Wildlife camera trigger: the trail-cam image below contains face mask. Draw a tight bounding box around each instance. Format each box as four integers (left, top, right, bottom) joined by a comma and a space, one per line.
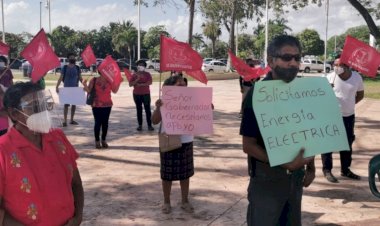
273, 66, 299, 83
18, 110, 52, 133
69, 59, 76, 64
0, 62, 5, 69
137, 66, 145, 72
334, 66, 344, 75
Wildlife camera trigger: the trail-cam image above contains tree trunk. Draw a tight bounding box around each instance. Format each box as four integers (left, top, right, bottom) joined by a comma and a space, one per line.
188, 0, 195, 45
347, 0, 380, 42
227, 0, 237, 72
212, 39, 216, 58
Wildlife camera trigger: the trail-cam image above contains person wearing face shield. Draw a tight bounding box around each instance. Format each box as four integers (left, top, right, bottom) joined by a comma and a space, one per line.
129, 59, 154, 131
0, 56, 13, 136
321, 57, 364, 183
240, 35, 315, 226
0, 82, 84, 225
55, 53, 83, 127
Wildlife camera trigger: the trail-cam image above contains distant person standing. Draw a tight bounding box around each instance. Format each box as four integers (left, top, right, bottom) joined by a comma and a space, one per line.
129, 60, 154, 131
0, 56, 14, 135
321, 57, 364, 183
239, 59, 260, 117
56, 53, 83, 127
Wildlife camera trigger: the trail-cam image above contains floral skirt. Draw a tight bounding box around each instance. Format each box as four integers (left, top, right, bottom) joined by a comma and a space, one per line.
160, 142, 194, 181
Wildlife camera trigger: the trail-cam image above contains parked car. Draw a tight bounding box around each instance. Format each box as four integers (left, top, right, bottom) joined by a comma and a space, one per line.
146, 58, 160, 71
216, 58, 227, 65
299, 59, 331, 73
203, 58, 214, 64
201, 60, 227, 73
9, 59, 23, 70
117, 60, 137, 72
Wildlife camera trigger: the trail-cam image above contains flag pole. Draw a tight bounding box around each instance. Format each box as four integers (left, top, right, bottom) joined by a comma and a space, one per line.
159, 72, 162, 99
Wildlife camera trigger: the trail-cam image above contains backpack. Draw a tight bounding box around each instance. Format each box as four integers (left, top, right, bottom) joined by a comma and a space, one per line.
62, 65, 81, 82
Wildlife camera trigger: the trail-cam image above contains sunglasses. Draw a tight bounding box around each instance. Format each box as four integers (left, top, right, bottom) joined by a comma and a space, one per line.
274, 54, 301, 62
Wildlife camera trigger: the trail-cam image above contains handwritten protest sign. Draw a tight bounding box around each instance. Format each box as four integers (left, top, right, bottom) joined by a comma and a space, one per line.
252, 77, 349, 166
161, 86, 213, 135
58, 87, 86, 105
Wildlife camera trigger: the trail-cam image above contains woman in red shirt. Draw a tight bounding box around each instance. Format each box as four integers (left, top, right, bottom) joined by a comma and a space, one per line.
83, 73, 120, 149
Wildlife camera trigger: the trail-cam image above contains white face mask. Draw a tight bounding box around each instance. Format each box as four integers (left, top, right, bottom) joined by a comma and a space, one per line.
0, 62, 5, 69
334, 66, 344, 75
137, 66, 145, 72
18, 110, 52, 133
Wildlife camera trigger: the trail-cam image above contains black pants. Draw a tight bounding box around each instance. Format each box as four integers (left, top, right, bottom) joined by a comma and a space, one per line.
247, 161, 305, 226
321, 115, 355, 173
92, 107, 112, 141
133, 94, 152, 127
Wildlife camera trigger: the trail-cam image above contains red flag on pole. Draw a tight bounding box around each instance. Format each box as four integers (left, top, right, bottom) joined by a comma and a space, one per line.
0, 41, 10, 56
340, 35, 380, 77
20, 29, 60, 83
185, 70, 208, 85
81, 44, 97, 67
123, 68, 133, 82
160, 35, 203, 71
228, 50, 271, 81
98, 55, 122, 86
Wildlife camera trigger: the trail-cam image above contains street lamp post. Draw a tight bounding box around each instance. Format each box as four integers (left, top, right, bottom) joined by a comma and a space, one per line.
323, 0, 329, 75
137, 0, 141, 60
264, 0, 269, 66
40, 1, 42, 30
1, 0, 5, 43
46, 0, 51, 33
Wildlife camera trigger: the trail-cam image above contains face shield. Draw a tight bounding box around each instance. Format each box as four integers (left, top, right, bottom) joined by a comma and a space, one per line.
17, 90, 61, 133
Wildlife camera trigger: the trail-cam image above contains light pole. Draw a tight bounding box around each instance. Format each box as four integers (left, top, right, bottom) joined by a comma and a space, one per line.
39, 1, 42, 29
235, 20, 238, 55
264, 0, 269, 66
323, 0, 329, 75
1, 0, 5, 43
45, 0, 51, 33
137, 0, 141, 60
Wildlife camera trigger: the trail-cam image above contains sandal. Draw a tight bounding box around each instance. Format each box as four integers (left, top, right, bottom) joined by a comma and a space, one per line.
181, 202, 194, 213
341, 169, 361, 180
161, 203, 171, 214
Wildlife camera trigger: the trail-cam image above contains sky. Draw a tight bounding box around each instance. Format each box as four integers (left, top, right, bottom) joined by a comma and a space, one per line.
2, 0, 380, 43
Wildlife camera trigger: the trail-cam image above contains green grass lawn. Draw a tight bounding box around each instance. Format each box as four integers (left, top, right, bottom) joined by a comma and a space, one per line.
11, 70, 380, 99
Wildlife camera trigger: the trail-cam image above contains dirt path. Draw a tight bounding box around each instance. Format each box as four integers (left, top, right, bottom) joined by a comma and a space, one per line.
49, 79, 380, 226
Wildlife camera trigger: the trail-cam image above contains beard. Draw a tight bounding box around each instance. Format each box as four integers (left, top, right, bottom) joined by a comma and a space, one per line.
273, 66, 299, 83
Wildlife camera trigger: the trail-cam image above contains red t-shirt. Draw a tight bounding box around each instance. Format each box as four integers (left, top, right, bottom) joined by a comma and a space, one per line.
90, 77, 113, 107
0, 127, 79, 226
130, 71, 152, 95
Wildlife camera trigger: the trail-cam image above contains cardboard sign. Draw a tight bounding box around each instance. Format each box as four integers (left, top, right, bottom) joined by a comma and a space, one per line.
58, 87, 86, 105
252, 77, 349, 166
161, 86, 213, 135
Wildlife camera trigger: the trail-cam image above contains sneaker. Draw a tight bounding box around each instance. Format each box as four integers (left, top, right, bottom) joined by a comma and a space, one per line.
62, 122, 67, 127
136, 126, 142, 131
101, 141, 109, 149
324, 171, 338, 183
341, 169, 361, 180
148, 126, 154, 131
95, 141, 101, 149
70, 121, 79, 125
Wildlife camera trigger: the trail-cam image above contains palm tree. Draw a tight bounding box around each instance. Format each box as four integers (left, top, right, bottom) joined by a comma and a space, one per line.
192, 33, 205, 52
112, 28, 137, 69
202, 21, 222, 58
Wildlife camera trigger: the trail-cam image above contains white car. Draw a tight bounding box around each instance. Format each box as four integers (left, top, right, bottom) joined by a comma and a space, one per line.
201, 60, 227, 73
146, 59, 160, 71
300, 59, 331, 73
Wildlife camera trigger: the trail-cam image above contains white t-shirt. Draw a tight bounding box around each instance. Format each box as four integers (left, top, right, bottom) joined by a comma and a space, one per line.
326, 71, 364, 117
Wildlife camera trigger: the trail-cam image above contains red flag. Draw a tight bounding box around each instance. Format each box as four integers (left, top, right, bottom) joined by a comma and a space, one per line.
20, 29, 60, 83
123, 68, 133, 82
160, 35, 203, 71
242, 66, 271, 82
340, 35, 380, 77
81, 44, 97, 67
98, 55, 122, 86
185, 70, 208, 85
0, 41, 10, 56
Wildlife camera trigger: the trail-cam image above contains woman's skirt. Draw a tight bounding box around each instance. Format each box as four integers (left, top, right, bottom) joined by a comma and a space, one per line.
160, 142, 194, 181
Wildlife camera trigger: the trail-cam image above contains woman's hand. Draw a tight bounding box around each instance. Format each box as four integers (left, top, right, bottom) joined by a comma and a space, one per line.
155, 99, 163, 108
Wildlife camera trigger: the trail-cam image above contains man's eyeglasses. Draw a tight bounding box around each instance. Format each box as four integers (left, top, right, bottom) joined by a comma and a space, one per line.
274, 54, 301, 62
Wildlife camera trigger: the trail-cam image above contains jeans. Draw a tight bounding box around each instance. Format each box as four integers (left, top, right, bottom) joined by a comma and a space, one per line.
92, 107, 112, 141
133, 94, 152, 127
321, 114, 355, 172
